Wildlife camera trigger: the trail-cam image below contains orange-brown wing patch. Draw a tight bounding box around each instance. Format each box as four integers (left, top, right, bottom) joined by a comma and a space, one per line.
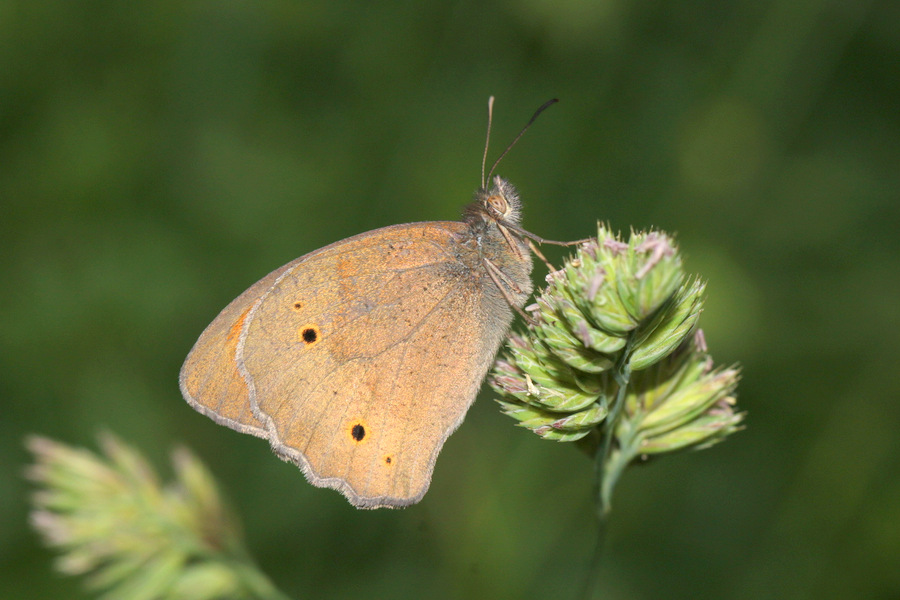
180, 258, 304, 438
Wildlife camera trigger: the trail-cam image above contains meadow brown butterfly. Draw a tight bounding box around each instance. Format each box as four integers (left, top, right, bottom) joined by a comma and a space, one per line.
180, 98, 566, 508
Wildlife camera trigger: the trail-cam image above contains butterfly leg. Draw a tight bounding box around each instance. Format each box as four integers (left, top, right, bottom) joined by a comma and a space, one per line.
527, 239, 556, 271
482, 258, 538, 326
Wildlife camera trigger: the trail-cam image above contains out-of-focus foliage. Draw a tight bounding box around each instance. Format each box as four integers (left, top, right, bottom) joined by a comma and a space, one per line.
26, 434, 289, 600
2, 1, 898, 599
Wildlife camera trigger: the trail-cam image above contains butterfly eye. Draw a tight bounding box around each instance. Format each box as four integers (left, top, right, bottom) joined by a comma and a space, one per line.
486, 194, 508, 217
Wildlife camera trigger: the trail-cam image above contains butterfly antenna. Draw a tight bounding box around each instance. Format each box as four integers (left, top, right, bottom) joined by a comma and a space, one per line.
486, 98, 559, 184
481, 96, 495, 190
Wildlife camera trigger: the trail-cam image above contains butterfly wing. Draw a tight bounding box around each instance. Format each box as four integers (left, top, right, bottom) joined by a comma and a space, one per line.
238, 222, 516, 508
179, 258, 307, 439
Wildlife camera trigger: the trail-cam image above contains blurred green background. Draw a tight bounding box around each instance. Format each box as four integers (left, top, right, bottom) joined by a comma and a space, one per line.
3, 1, 898, 598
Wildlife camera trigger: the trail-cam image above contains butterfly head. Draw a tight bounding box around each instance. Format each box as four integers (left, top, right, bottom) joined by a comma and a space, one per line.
467, 175, 522, 228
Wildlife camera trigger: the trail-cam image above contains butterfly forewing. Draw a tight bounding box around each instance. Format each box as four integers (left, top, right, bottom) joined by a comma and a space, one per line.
237, 222, 516, 508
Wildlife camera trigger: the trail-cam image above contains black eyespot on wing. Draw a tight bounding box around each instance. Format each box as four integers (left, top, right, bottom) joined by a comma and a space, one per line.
298, 324, 321, 346
351, 424, 365, 441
